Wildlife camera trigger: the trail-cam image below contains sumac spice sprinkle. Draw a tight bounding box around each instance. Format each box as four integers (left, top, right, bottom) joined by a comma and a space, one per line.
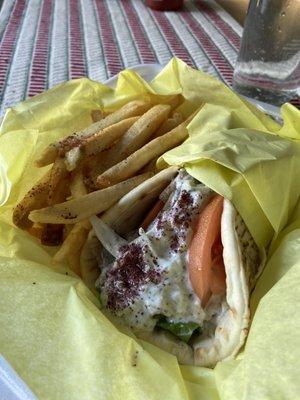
105, 243, 161, 312
155, 188, 195, 253
58, 135, 82, 155
178, 190, 193, 209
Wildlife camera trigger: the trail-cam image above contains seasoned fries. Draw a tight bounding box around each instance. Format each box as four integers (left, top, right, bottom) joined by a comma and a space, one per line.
96, 124, 188, 189
64, 147, 82, 172
29, 173, 153, 224
35, 100, 151, 167
158, 94, 183, 110
54, 170, 89, 267
13, 170, 51, 230
154, 111, 183, 138
91, 109, 104, 123
70, 170, 88, 198
141, 157, 160, 173
82, 116, 139, 157
13, 95, 196, 283
40, 224, 64, 246
80, 230, 102, 293
53, 221, 90, 265
47, 158, 69, 205
95, 104, 171, 171
64, 117, 139, 171
42, 158, 70, 245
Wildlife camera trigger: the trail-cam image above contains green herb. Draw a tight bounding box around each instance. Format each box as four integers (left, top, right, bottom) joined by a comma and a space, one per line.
156, 316, 202, 343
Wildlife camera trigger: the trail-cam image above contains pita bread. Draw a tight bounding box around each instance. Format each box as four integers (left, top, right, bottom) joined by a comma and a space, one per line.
134, 200, 263, 366
94, 172, 263, 366
101, 166, 178, 235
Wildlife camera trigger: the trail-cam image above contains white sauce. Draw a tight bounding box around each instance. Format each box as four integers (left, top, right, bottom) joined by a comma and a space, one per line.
97, 171, 214, 333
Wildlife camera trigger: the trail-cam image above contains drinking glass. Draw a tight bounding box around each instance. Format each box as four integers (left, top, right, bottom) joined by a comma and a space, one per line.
233, 0, 300, 106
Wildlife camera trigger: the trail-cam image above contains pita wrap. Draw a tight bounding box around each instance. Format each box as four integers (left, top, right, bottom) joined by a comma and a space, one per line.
101, 166, 179, 235
88, 170, 263, 367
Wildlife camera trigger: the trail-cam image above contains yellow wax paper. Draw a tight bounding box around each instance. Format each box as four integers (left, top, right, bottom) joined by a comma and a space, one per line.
1, 58, 300, 399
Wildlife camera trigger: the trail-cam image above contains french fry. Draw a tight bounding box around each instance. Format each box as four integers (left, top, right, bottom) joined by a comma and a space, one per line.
35, 100, 152, 167
64, 117, 139, 171
163, 94, 183, 110
173, 111, 184, 121
70, 170, 88, 198
41, 158, 70, 246
36, 138, 79, 169
64, 147, 81, 172
91, 109, 104, 123
102, 166, 178, 234
29, 172, 153, 224
96, 109, 199, 189
12, 170, 51, 230
80, 230, 102, 294
80, 104, 171, 188
81, 100, 150, 138
53, 221, 90, 265
67, 251, 82, 277
40, 224, 64, 246
151, 94, 183, 110
64, 227, 90, 277
62, 171, 96, 276
96, 123, 188, 189
28, 223, 45, 239
80, 150, 112, 190
140, 157, 159, 173
53, 170, 89, 268
67, 254, 80, 276
95, 104, 171, 171
153, 111, 183, 138
63, 224, 74, 240
35, 145, 58, 168
82, 116, 139, 157
47, 158, 69, 205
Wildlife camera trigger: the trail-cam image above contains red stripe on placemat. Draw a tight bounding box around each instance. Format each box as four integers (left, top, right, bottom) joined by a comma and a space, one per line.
0, 0, 26, 98
119, 0, 157, 64
69, 0, 87, 79
195, 1, 241, 50
27, 0, 53, 97
149, 9, 195, 67
290, 98, 300, 108
179, 9, 233, 85
94, 0, 123, 77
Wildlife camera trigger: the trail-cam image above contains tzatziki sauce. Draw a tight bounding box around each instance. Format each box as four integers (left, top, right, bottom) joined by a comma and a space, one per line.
97, 171, 213, 332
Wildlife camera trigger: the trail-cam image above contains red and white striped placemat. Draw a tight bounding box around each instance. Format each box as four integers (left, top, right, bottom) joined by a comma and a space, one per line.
0, 0, 298, 116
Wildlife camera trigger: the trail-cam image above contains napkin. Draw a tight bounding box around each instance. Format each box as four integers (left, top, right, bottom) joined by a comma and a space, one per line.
0, 58, 299, 400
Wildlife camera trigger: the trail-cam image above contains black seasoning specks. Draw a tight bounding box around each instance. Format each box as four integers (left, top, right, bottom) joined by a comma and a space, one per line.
131, 350, 139, 367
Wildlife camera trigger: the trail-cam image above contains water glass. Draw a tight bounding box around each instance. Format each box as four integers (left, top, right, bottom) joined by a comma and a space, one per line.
233, 0, 300, 106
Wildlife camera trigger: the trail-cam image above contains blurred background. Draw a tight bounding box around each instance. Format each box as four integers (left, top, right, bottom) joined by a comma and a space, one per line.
0, 0, 299, 114
217, 0, 249, 24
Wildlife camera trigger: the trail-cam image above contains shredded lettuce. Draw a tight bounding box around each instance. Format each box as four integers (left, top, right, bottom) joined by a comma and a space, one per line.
156, 317, 202, 343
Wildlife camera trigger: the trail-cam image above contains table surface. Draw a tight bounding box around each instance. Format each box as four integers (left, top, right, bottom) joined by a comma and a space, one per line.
0, 0, 298, 116
0, 0, 244, 116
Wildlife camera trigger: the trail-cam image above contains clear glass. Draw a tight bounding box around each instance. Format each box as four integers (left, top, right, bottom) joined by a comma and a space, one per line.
233, 0, 300, 106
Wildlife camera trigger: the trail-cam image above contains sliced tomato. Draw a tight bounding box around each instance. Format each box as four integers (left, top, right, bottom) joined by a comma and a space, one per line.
141, 199, 165, 230
188, 195, 225, 306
